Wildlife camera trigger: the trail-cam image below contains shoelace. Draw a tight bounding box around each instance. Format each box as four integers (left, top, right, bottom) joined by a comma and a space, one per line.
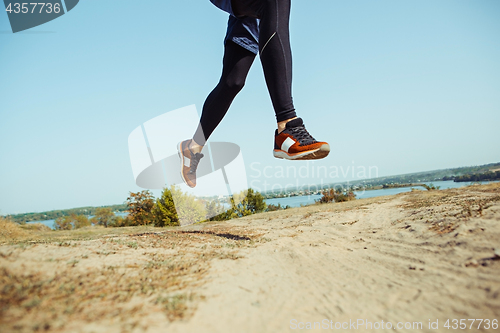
289, 125, 317, 145
189, 153, 204, 174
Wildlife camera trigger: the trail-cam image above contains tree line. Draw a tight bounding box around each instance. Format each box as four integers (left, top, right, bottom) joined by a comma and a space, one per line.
6, 204, 127, 224
54, 186, 275, 230
38, 184, 363, 231
53, 183, 354, 230
447, 171, 500, 183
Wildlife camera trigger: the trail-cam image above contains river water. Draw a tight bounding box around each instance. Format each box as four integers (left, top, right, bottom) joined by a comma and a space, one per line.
265, 180, 489, 208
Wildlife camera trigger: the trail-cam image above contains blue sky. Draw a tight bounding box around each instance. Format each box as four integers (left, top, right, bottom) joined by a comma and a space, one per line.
1, 0, 499, 215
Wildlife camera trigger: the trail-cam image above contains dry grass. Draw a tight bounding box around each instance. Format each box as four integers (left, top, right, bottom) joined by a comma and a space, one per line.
18, 223, 52, 232
399, 182, 500, 234
0, 217, 31, 243
0, 223, 172, 246
0, 224, 265, 332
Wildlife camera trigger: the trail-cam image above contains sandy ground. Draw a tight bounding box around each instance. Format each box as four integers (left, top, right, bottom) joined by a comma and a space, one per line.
1, 183, 499, 332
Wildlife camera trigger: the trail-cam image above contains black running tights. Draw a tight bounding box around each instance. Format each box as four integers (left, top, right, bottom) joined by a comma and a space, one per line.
193, 0, 296, 145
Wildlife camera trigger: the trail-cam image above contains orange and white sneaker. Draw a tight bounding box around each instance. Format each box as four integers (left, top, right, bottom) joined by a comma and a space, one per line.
178, 139, 204, 188
274, 118, 330, 160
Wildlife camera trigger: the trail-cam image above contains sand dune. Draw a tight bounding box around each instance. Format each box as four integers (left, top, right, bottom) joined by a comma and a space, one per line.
1, 183, 499, 332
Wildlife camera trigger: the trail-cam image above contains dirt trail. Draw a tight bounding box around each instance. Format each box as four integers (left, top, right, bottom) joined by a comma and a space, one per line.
1, 184, 499, 332
169, 185, 500, 333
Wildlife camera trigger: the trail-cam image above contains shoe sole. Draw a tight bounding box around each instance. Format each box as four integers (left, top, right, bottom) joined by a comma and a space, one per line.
178, 141, 195, 188
273, 143, 330, 160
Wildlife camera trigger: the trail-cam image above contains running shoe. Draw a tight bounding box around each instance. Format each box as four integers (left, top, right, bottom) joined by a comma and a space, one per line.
178, 139, 204, 188
274, 118, 330, 160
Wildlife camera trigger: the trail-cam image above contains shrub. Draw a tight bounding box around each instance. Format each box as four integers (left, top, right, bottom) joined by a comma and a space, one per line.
266, 203, 290, 212
19, 223, 52, 232
54, 214, 90, 230
422, 183, 440, 191
318, 188, 356, 204
108, 215, 134, 227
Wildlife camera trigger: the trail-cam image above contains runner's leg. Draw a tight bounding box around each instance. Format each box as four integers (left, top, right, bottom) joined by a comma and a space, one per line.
192, 41, 256, 149
234, 0, 330, 161
258, 0, 296, 123
233, 0, 296, 124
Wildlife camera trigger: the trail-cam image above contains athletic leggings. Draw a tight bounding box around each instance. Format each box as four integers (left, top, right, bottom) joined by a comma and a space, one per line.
193, 0, 296, 145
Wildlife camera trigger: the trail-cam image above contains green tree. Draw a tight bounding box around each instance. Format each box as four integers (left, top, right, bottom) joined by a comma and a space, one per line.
242, 188, 267, 214
91, 208, 115, 228
126, 190, 155, 226
153, 186, 179, 227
